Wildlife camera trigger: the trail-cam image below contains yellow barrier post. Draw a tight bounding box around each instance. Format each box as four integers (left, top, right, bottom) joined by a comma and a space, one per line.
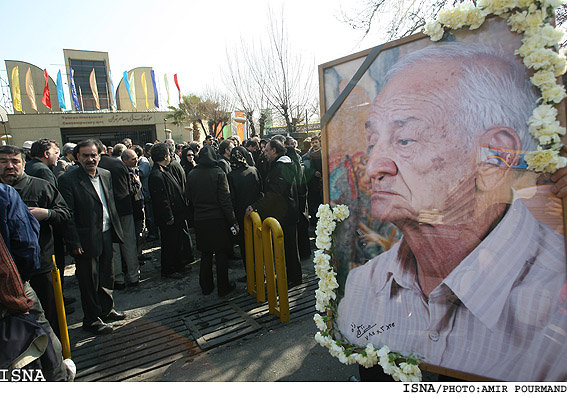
244, 211, 265, 302
51, 255, 71, 359
261, 217, 290, 323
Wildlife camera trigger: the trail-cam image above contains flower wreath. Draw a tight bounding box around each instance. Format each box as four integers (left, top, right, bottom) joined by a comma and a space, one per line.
313, 204, 422, 381
424, 0, 567, 173
314, 0, 567, 382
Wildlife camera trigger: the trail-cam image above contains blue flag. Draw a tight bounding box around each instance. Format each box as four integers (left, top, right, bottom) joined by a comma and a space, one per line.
151, 70, 159, 108
56, 70, 66, 110
70, 69, 80, 110
123, 71, 133, 107
109, 71, 117, 110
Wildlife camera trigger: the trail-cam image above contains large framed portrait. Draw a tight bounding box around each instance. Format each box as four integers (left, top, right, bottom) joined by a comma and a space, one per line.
318, 17, 567, 381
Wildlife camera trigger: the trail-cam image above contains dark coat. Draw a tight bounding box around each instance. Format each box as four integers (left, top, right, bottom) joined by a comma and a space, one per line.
186, 146, 237, 225
286, 147, 308, 215
58, 166, 124, 258
11, 174, 71, 274
148, 163, 189, 226
24, 159, 57, 188
253, 155, 298, 225
218, 157, 231, 175
228, 165, 262, 226
242, 147, 255, 167
97, 154, 133, 216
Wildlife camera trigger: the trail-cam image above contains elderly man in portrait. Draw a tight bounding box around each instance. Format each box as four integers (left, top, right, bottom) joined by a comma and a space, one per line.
337, 43, 567, 381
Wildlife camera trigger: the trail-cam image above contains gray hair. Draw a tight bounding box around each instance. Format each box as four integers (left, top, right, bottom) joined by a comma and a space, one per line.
62, 142, 76, 156
384, 43, 538, 151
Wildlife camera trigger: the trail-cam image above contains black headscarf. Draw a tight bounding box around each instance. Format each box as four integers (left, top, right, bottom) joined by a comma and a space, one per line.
197, 145, 219, 168
180, 146, 195, 174
230, 146, 248, 170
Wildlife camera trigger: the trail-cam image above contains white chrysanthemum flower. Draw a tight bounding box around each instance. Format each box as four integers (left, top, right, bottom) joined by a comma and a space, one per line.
530, 69, 558, 89
424, 20, 444, 41
315, 204, 333, 219
525, 148, 567, 173
522, 47, 558, 70
528, 104, 558, 129
531, 120, 565, 145
332, 204, 350, 221
541, 84, 567, 103
400, 362, 421, 376
376, 345, 391, 358
313, 313, 328, 331
538, 24, 565, 45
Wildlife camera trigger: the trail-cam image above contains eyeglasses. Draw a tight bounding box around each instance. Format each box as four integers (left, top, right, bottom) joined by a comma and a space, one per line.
187, 153, 194, 157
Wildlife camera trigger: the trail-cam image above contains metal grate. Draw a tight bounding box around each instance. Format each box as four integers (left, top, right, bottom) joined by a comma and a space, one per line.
71, 274, 318, 381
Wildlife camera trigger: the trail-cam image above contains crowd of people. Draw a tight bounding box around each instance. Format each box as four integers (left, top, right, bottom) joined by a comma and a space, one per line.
0, 132, 324, 379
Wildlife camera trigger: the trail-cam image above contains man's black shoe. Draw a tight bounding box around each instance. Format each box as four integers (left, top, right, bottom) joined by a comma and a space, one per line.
218, 282, 236, 297
102, 309, 126, 323
101, 309, 126, 322
162, 272, 183, 279
114, 282, 126, 290
83, 319, 113, 335
127, 280, 140, 288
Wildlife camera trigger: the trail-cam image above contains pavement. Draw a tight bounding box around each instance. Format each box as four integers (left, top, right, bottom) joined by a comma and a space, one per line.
60, 231, 360, 383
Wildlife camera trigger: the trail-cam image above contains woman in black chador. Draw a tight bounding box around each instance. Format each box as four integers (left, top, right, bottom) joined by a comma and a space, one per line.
186, 146, 238, 296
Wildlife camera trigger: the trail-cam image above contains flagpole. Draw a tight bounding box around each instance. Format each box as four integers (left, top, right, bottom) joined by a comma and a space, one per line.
105, 82, 110, 111
79, 86, 84, 111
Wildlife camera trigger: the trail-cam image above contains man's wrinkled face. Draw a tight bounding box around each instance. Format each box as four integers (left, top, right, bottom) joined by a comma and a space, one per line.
264, 143, 278, 162
0, 153, 25, 184
45, 143, 60, 167
77, 144, 100, 175
123, 153, 138, 169
224, 143, 234, 159
365, 62, 477, 224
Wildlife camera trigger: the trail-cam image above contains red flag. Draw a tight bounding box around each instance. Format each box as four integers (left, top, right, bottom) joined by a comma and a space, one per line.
42, 69, 51, 109
174, 73, 181, 101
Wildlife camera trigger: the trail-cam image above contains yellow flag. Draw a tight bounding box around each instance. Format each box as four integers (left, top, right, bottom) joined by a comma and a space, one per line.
11, 67, 22, 112
141, 72, 148, 110
128, 72, 137, 109
89, 68, 100, 110
25, 68, 37, 111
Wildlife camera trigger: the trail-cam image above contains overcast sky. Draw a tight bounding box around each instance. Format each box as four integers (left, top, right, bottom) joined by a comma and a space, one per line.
1, 0, 386, 110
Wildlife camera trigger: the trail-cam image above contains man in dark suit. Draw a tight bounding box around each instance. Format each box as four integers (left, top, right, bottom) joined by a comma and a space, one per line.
148, 143, 191, 279
58, 139, 126, 335
98, 144, 140, 289
25, 138, 60, 188
0, 145, 71, 338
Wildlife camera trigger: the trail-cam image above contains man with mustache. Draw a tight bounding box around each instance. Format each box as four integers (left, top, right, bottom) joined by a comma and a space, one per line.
58, 139, 126, 335
336, 43, 567, 381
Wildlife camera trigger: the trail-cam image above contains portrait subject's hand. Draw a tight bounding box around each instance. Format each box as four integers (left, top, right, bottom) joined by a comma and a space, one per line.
551, 166, 567, 198
72, 247, 84, 256
245, 206, 254, 217
28, 207, 50, 221
166, 218, 175, 226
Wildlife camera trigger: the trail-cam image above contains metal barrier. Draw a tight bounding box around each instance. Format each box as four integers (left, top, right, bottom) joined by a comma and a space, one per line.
261, 217, 290, 323
51, 255, 71, 359
243, 212, 289, 322
244, 211, 266, 302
